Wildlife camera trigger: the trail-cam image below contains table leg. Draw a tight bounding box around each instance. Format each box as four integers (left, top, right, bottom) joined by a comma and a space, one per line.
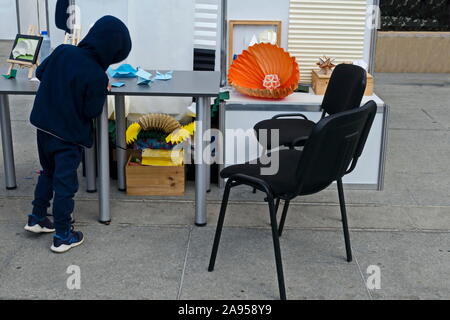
0, 95, 17, 190
205, 99, 211, 193
115, 95, 127, 192
98, 101, 111, 224
195, 96, 210, 226
218, 100, 226, 189
84, 133, 97, 192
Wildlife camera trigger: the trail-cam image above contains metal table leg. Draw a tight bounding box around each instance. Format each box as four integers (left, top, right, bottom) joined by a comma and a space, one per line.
115, 95, 127, 192
0, 95, 17, 190
98, 101, 111, 224
205, 99, 211, 193
218, 101, 226, 188
195, 96, 210, 226
84, 139, 97, 193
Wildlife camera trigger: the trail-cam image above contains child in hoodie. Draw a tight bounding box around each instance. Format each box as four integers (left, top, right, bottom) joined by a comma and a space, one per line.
24, 16, 132, 253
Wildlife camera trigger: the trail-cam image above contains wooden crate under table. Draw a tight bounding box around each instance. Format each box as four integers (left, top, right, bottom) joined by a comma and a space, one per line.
126, 155, 185, 196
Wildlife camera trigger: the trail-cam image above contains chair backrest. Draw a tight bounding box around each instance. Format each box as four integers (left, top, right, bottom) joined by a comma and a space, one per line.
295, 100, 377, 195
321, 64, 367, 115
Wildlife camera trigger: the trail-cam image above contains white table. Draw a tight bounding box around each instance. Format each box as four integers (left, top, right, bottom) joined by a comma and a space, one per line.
219, 90, 389, 190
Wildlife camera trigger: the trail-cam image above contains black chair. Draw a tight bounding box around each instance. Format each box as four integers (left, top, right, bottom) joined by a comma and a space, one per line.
208, 100, 378, 300
254, 64, 367, 150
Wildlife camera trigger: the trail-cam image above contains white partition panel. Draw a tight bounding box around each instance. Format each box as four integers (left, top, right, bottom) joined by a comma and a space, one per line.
0, 0, 17, 39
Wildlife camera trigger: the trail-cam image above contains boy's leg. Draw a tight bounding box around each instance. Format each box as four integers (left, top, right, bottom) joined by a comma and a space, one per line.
52, 144, 83, 239
32, 171, 54, 219
31, 131, 55, 219
26, 131, 55, 233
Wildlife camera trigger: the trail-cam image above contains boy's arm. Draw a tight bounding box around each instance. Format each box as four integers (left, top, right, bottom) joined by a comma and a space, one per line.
35, 56, 51, 80
83, 75, 109, 119
36, 45, 62, 80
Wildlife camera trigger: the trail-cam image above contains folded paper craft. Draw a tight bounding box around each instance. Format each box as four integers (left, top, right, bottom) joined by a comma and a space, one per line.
154, 71, 173, 81
111, 82, 125, 88
136, 69, 153, 85
107, 64, 137, 78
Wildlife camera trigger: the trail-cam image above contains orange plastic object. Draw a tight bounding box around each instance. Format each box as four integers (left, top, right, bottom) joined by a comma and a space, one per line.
229, 43, 300, 99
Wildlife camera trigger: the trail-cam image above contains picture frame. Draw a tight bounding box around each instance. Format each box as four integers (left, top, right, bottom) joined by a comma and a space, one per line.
8, 34, 43, 65
228, 20, 282, 68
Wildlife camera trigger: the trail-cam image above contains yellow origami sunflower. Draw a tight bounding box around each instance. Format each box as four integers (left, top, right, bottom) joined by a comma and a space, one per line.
166, 122, 196, 145
126, 122, 142, 144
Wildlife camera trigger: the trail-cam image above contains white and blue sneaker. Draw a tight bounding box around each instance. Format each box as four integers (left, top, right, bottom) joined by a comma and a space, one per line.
51, 229, 84, 253
24, 214, 55, 234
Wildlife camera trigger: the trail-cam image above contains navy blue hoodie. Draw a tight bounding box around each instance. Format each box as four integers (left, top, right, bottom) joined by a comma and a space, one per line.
30, 15, 132, 148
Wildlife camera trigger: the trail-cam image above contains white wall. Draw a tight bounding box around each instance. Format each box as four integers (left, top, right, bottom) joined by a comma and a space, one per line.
0, 0, 18, 39
47, 0, 195, 115
126, 0, 195, 114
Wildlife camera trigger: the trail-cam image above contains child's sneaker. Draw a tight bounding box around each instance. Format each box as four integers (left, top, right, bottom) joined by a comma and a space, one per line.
24, 214, 55, 234
51, 229, 84, 253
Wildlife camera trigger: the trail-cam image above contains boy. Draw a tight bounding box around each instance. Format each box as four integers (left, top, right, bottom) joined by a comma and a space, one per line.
24, 16, 132, 253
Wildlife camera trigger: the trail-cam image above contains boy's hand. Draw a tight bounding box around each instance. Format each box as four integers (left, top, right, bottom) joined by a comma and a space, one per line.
107, 81, 112, 92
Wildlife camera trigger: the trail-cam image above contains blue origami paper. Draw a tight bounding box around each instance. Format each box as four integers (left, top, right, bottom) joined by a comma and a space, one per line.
154, 71, 173, 81
111, 82, 125, 88
107, 64, 137, 78
136, 69, 153, 85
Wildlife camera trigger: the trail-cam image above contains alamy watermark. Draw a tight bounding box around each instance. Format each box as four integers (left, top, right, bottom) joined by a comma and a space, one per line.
172, 126, 282, 176
366, 265, 381, 290
66, 265, 81, 290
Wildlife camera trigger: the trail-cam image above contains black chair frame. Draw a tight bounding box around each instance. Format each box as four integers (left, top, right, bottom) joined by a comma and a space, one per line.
208, 101, 377, 300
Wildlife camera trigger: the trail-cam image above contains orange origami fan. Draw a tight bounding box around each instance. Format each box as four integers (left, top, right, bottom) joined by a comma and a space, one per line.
229, 43, 300, 99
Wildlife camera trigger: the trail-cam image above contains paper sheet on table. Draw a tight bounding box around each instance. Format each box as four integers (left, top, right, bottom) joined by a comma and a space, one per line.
154, 71, 173, 81
107, 64, 137, 78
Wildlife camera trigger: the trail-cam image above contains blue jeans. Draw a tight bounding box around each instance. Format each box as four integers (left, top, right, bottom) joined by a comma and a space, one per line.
32, 130, 82, 238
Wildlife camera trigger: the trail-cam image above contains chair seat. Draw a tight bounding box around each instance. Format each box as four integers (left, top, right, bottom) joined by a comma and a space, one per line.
220, 149, 303, 197
254, 118, 315, 149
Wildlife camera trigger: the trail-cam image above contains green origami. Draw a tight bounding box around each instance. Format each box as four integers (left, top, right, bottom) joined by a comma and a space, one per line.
2, 69, 17, 79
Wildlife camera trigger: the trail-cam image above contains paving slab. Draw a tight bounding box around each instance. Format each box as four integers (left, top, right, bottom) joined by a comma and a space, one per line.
9, 95, 34, 121
180, 227, 369, 300
402, 172, 450, 207
0, 223, 190, 300
387, 129, 450, 175
352, 231, 450, 300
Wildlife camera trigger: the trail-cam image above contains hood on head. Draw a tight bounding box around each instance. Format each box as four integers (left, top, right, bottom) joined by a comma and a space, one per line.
78, 15, 132, 70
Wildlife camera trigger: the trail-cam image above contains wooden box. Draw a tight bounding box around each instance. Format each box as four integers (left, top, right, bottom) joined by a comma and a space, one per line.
126, 155, 185, 196
312, 69, 373, 96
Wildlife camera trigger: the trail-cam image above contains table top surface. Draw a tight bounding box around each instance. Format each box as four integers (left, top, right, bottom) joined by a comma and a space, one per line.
226, 90, 386, 107
0, 70, 221, 97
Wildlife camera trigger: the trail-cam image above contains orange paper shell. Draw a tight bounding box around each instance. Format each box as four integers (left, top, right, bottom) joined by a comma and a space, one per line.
229, 43, 300, 99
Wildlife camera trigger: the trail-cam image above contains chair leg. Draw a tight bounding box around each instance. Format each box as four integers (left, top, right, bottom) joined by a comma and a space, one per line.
274, 198, 280, 215
208, 181, 232, 272
268, 197, 287, 300
278, 200, 290, 237
337, 179, 352, 262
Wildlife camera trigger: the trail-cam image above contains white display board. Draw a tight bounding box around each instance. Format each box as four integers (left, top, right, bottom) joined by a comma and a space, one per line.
0, 0, 18, 39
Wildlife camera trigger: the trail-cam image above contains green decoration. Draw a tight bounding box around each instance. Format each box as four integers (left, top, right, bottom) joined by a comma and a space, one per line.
295, 84, 310, 93
137, 130, 168, 141
2, 69, 17, 79
211, 91, 230, 118
108, 120, 117, 145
